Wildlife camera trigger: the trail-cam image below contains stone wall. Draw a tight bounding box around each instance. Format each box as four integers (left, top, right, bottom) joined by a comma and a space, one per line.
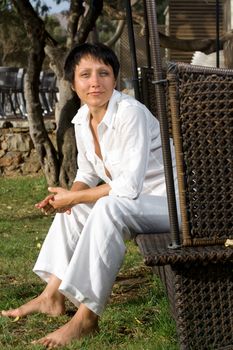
0, 119, 56, 177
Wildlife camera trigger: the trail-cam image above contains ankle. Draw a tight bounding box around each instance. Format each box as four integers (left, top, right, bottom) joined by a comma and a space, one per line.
41, 275, 62, 301
76, 304, 99, 325
41, 290, 64, 304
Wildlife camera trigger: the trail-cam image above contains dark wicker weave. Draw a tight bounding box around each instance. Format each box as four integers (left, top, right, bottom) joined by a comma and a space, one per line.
136, 62, 233, 350
168, 62, 233, 246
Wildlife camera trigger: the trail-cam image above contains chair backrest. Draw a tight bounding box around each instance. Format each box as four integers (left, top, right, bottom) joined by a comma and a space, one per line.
39, 71, 57, 92
0, 67, 19, 90
167, 62, 233, 246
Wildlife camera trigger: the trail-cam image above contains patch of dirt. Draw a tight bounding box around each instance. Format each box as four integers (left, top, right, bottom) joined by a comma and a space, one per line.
110, 265, 153, 304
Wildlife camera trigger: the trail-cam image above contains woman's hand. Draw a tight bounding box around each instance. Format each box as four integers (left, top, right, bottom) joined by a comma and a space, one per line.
47, 187, 74, 213
35, 189, 72, 216
35, 194, 56, 215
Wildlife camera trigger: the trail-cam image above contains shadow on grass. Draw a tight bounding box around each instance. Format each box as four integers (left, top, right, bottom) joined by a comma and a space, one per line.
1, 213, 50, 221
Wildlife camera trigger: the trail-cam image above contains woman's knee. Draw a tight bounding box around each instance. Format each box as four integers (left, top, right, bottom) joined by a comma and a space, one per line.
93, 196, 123, 216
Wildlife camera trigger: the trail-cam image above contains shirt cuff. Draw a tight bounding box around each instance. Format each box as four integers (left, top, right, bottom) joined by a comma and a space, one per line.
74, 172, 100, 188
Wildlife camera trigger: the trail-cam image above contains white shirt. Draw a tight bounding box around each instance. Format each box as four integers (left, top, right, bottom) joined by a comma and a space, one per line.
72, 89, 177, 199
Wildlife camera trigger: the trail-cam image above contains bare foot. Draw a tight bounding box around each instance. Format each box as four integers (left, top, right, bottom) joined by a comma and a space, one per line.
1, 291, 65, 318
32, 304, 99, 348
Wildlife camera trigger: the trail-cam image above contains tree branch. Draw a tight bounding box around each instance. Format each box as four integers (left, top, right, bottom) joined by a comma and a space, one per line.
66, 0, 85, 48
105, 20, 125, 47
77, 0, 103, 43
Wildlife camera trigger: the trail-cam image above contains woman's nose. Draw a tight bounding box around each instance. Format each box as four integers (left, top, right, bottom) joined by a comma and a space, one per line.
90, 73, 100, 86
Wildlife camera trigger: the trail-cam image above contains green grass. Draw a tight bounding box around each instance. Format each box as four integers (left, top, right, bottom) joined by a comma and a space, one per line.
0, 175, 179, 349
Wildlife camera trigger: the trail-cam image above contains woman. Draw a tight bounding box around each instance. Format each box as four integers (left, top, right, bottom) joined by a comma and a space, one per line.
2, 43, 178, 348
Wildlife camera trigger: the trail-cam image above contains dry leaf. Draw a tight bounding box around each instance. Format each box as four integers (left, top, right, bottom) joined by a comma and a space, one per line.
135, 317, 143, 324
225, 239, 233, 247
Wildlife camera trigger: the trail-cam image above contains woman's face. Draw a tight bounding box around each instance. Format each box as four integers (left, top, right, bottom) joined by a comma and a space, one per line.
72, 55, 116, 112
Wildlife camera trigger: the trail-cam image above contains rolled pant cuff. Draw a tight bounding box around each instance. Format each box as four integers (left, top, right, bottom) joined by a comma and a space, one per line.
33, 264, 64, 284
59, 283, 105, 317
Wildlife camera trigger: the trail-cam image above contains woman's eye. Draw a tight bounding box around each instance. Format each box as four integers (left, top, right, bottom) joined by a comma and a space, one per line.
81, 73, 89, 77
100, 71, 109, 76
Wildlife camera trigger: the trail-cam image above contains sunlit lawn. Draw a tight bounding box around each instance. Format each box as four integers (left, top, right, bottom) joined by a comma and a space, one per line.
0, 175, 179, 349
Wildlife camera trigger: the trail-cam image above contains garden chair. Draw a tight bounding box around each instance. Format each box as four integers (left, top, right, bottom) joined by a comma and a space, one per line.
0, 67, 19, 117
0, 67, 26, 118
136, 62, 233, 350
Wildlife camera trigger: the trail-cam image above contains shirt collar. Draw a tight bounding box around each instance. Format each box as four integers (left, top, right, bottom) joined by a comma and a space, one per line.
72, 89, 121, 128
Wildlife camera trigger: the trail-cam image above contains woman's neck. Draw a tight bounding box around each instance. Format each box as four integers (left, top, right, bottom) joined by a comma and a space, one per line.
89, 104, 108, 124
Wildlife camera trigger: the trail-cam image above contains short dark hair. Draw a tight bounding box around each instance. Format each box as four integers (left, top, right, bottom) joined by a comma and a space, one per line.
64, 42, 120, 83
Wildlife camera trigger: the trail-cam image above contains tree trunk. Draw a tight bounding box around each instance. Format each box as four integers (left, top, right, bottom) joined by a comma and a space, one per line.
44, 45, 79, 187
56, 92, 80, 188
12, 0, 60, 185
24, 68, 60, 186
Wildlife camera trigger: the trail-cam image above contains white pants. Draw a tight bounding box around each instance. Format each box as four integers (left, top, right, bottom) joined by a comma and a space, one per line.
33, 195, 174, 316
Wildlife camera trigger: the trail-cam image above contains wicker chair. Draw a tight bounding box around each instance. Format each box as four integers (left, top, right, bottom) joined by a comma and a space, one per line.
136, 62, 233, 350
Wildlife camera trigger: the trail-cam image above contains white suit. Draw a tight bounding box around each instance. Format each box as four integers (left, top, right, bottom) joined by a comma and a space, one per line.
33, 90, 179, 316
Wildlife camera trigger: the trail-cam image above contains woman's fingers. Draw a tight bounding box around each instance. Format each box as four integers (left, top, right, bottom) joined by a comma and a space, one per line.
35, 194, 54, 209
